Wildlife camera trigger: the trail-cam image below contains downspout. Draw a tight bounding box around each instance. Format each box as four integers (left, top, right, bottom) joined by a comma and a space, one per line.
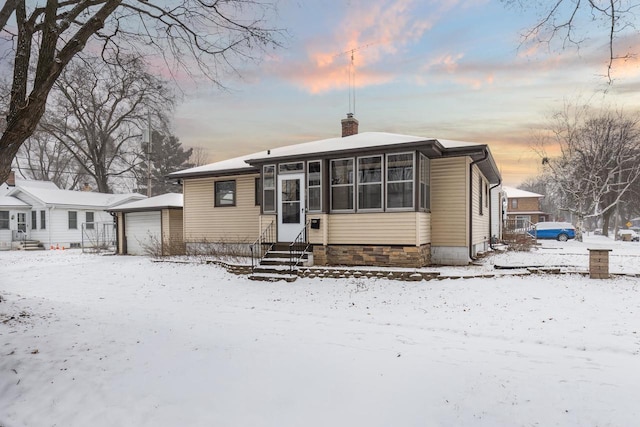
489, 179, 502, 250
469, 148, 489, 261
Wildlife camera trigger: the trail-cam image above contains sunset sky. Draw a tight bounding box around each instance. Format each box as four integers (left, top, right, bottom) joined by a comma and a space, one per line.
169, 0, 640, 186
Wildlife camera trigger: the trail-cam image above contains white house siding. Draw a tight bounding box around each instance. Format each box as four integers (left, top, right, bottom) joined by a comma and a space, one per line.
183, 174, 260, 244
490, 186, 504, 241
471, 165, 490, 256
38, 208, 113, 249
430, 157, 470, 265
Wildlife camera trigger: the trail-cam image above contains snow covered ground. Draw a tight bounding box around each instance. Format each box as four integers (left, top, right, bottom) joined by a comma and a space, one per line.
1, 236, 639, 427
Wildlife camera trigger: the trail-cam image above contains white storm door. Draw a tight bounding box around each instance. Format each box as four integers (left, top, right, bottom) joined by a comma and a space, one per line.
277, 173, 305, 242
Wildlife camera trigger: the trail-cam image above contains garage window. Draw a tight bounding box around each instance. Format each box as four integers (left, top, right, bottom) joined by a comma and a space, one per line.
215, 180, 236, 207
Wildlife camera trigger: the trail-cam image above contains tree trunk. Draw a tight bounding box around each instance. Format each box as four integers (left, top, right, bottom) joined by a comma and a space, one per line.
575, 214, 584, 242
601, 211, 611, 237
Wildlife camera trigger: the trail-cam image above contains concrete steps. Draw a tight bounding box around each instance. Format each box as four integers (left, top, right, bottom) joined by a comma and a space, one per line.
249, 245, 311, 282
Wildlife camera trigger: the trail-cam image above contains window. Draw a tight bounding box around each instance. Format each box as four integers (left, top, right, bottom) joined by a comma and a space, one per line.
31, 211, 37, 229
419, 154, 430, 210
331, 158, 354, 211
40, 211, 46, 229
386, 153, 414, 209
215, 180, 236, 207
479, 179, 484, 215
357, 156, 382, 210
68, 211, 78, 229
263, 165, 276, 213
279, 162, 303, 173
511, 199, 518, 209
86, 212, 95, 230
308, 161, 322, 212
0, 211, 8, 229
255, 177, 262, 206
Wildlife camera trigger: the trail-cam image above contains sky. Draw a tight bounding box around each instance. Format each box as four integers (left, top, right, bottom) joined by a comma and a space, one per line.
163, 0, 640, 186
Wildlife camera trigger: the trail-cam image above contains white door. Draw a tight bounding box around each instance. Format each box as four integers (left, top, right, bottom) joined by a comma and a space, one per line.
125, 211, 161, 255
277, 173, 305, 242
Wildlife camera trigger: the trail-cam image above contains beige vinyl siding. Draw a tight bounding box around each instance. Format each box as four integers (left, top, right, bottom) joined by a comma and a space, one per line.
183, 174, 260, 243
162, 209, 184, 254
327, 212, 417, 245
431, 157, 468, 247
307, 213, 328, 245
472, 166, 490, 245
417, 212, 430, 245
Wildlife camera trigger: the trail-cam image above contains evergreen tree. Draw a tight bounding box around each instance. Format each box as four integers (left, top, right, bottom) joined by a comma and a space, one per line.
137, 130, 193, 196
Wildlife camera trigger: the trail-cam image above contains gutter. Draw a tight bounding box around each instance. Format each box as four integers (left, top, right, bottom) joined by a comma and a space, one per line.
469, 148, 489, 261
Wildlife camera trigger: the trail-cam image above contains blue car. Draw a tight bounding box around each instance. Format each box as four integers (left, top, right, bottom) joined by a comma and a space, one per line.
528, 222, 576, 241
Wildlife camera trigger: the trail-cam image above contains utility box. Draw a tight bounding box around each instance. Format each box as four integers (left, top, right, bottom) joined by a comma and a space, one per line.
588, 248, 612, 279
310, 218, 321, 229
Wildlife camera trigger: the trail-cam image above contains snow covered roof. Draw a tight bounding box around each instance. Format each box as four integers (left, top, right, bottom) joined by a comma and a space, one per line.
15, 178, 59, 190
108, 193, 183, 212
503, 186, 544, 198
0, 195, 30, 208
8, 185, 145, 209
169, 131, 496, 180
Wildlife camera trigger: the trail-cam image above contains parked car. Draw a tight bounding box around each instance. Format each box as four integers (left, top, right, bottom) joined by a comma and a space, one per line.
528, 222, 576, 242
618, 229, 639, 242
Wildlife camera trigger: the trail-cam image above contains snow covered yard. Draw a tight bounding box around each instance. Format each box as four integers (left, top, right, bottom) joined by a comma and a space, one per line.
1, 237, 639, 427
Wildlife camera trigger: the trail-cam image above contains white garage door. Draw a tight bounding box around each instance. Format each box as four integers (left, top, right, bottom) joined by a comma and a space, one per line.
125, 211, 161, 255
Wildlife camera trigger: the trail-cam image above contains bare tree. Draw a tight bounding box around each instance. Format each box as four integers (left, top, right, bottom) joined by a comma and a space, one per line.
0, 0, 283, 184
503, 0, 638, 81
14, 129, 83, 189
189, 146, 210, 167
535, 103, 640, 240
38, 55, 175, 193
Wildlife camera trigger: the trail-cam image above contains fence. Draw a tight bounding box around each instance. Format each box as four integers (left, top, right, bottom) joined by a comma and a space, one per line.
82, 221, 117, 253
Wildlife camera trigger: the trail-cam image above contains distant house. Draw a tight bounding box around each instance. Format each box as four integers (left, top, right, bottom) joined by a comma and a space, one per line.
109, 193, 184, 256
169, 115, 502, 266
503, 186, 549, 227
0, 172, 145, 250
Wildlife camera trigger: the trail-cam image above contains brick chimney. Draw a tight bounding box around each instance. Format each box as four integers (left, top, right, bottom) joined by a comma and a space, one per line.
7, 170, 15, 187
341, 113, 359, 137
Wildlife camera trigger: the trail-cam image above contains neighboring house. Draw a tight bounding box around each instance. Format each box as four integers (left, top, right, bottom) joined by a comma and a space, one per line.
490, 186, 506, 242
109, 193, 184, 256
503, 186, 549, 227
169, 115, 502, 266
0, 172, 145, 250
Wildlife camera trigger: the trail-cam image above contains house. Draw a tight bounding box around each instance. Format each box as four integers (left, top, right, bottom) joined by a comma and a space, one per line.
109, 193, 184, 256
169, 115, 502, 266
503, 186, 549, 227
0, 172, 145, 250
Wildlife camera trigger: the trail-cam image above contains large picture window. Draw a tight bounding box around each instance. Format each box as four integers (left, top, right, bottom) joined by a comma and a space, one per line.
331, 158, 354, 211
215, 180, 236, 207
386, 153, 414, 209
358, 156, 382, 210
263, 165, 276, 212
308, 161, 322, 212
0, 211, 8, 229
419, 154, 430, 210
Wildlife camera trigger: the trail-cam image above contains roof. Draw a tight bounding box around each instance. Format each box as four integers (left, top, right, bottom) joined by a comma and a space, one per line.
169, 131, 501, 183
15, 178, 59, 190
8, 185, 146, 209
108, 193, 183, 212
503, 186, 544, 198
0, 195, 30, 208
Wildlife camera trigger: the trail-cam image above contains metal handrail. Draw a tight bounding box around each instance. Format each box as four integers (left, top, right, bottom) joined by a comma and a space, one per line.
503, 218, 537, 241
250, 221, 275, 272
289, 220, 311, 272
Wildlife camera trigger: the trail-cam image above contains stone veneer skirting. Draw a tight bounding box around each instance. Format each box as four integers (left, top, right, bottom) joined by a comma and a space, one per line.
313, 244, 431, 268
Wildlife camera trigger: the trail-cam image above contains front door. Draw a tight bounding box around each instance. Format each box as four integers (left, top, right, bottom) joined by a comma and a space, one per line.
277, 173, 305, 242
17, 212, 27, 233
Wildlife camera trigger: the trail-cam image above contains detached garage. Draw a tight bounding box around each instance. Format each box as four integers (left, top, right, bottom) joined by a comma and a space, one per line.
109, 193, 184, 256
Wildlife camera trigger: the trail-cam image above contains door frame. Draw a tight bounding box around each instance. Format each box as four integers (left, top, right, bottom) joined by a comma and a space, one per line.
277, 172, 305, 242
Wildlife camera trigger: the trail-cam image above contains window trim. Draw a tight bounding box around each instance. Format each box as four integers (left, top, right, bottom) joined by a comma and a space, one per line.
68, 211, 78, 229
262, 164, 276, 213
214, 180, 236, 207
0, 211, 9, 230
278, 162, 304, 174
357, 155, 383, 212
307, 160, 322, 213
385, 151, 415, 211
419, 153, 430, 212
255, 177, 261, 206
330, 157, 356, 212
